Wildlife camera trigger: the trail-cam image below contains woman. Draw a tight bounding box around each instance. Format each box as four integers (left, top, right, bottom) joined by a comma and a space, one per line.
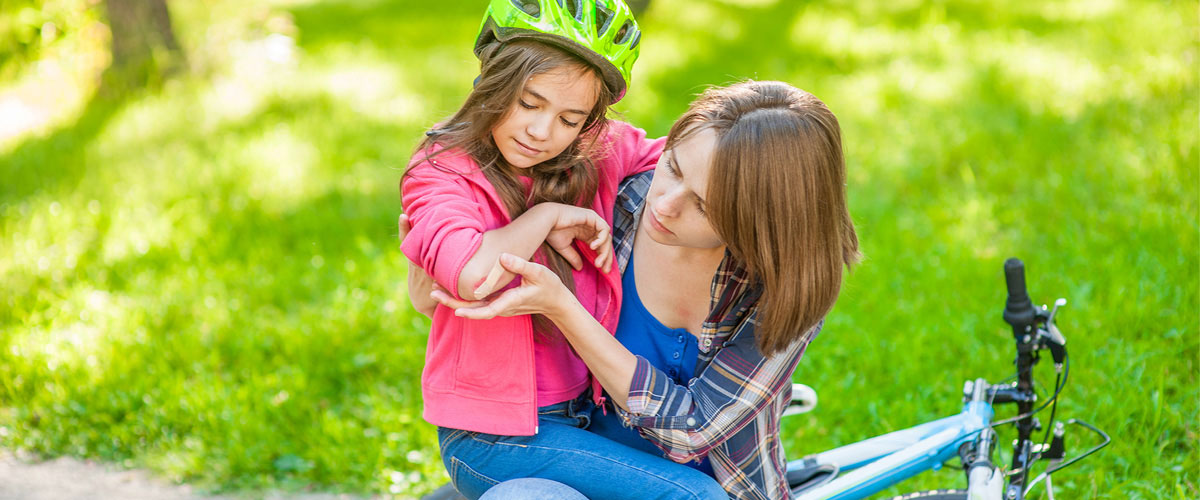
407, 80, 860, 500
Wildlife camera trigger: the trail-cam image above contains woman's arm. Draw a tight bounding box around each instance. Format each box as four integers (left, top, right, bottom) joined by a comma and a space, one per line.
432, 253, 639, 406
433, 253, 815, 463
618, 327, 810, 462
456, 203, 613, 300
399, 166, 611, 302
551, 287, 639, 406
455, 202, 560, 300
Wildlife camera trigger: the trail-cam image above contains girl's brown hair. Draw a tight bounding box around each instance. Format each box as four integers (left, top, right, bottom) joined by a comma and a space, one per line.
405, 39, 614, 335
666, 80, 861, 355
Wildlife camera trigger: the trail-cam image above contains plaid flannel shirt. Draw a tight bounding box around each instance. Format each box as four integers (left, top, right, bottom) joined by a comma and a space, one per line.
611, 171, 820, 500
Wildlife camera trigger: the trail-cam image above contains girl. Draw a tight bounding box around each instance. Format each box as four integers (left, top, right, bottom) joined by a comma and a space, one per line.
401, 1, 726, 499
427, 80, 862, 500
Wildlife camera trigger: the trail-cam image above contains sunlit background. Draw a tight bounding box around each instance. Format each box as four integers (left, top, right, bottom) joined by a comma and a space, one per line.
1, 0, 1196, 498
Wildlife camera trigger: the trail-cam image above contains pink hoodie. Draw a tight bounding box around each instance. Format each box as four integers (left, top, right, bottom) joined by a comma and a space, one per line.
401, 121, 663, 436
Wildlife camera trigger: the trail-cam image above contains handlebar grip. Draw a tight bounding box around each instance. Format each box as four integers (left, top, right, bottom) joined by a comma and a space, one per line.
1003, 258, 1035, 330
1004, 258, 1030, 306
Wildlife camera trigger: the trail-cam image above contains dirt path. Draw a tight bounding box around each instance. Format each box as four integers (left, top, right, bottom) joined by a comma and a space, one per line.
0, 452, 371, 500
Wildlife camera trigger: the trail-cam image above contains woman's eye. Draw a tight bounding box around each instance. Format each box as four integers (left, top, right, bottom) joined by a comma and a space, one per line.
519, 100, 536, 109
560, 117, 580, 128
695, 201, 707, 215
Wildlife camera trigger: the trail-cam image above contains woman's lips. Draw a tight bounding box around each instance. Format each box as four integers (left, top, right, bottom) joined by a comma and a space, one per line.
647, 210, 674, 235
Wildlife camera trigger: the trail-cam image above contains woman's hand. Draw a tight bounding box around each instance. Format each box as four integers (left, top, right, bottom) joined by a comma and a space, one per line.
544, 204, 613, 274
399, 214, 439, 317
433, 253, 574, 321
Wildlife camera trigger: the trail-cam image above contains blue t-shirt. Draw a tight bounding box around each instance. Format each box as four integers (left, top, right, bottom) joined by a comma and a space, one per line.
587, 253, 714, 475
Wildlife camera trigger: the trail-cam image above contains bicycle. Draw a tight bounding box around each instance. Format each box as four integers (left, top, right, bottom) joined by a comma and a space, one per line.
421, 258, 1109, 500
783, 258, 1110, 499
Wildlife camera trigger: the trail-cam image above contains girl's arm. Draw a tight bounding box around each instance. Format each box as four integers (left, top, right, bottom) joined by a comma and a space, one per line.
433, 252, 639, 404
400, 165, 611, 303
456, 203, 612, 300
399, 214, 437, 317
433, 253, 813, 463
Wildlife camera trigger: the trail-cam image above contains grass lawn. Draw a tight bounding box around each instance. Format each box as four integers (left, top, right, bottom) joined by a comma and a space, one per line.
1, 0, 1195, 498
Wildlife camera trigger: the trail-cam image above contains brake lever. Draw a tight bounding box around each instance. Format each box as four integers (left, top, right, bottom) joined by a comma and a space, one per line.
1047, 298, 1067, 326
1038, 299, 1068, 366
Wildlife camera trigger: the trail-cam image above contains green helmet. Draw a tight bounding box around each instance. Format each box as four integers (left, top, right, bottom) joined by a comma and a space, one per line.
475, 0, 643, 103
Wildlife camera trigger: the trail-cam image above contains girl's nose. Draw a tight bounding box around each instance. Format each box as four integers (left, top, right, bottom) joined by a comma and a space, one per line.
526, 114, 552, 141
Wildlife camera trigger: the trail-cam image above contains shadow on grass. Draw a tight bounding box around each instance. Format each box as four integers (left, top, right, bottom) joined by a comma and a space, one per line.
1, 90, 434, 492
0, 95, 126, 210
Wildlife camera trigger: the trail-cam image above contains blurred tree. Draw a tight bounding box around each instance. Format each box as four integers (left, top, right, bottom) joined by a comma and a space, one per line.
101, 0, 184, 93
627, 0, 650, 16
0, 0, 100, 81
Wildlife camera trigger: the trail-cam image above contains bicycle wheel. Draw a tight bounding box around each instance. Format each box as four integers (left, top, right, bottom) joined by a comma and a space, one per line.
885, 490, 967, 500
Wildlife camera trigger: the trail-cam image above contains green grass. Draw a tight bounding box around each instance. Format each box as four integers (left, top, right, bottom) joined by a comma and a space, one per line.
1, 0, 1195, 498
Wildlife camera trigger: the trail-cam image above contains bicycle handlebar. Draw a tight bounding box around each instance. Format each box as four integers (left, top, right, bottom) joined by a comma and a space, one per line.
1003, 258, 1036, 336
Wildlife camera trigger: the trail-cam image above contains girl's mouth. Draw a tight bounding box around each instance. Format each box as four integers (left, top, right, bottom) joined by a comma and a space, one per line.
514, 139, 542, 156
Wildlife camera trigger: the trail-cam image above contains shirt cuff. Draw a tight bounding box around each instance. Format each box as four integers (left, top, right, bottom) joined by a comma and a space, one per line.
624, 355, 661, 416
622, 356, 699, 430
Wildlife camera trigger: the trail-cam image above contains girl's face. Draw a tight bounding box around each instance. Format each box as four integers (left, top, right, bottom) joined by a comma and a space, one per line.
492, 67, 600, 169
643, 127, 724, 250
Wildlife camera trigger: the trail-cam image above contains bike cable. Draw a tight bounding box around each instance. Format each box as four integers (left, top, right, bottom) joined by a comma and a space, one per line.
990, 355, 1069, 481
1023, 418, 1112, 493
990, 353, 1069, 429
1038, 372, 1063, 455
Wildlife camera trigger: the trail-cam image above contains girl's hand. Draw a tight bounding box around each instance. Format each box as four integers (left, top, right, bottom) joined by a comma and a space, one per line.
399, 214, 440, 317
433, 253, 572, 321
544, 204, 613, 274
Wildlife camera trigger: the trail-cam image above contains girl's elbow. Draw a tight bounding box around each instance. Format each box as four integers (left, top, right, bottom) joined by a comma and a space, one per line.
455, 276, 481, 301
455, 262, 490, 300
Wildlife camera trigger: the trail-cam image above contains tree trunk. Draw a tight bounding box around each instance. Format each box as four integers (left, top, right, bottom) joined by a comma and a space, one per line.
103, 0, 184, 93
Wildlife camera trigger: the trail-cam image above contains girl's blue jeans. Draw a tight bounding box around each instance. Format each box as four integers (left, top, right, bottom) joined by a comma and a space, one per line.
478, 478, 588, 500
437, 392, 726, 500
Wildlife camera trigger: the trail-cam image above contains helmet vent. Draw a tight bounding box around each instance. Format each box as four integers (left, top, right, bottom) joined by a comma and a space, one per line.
614, 20, 634, 44
565, 0, 583, 21
629, 30, 641, 49
510, 0, 541, 18
594, 3, 615, 35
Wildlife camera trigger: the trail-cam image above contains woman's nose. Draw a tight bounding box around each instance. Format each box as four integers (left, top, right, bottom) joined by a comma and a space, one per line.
654, 188, 684, 217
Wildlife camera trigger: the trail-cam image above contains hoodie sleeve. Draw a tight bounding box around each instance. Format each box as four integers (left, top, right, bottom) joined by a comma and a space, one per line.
399, 158, 487, 301
604, 121, 665, 179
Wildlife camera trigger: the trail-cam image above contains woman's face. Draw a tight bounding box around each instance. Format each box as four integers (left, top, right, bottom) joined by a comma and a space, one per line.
491, 67, 599, 169
643, 127, 724, 250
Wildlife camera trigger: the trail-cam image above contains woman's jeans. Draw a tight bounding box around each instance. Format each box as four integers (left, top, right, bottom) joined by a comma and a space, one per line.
437, 393, 726, 500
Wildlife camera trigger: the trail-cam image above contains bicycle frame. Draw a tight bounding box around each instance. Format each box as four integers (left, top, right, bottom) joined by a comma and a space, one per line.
790, 378, 996, 500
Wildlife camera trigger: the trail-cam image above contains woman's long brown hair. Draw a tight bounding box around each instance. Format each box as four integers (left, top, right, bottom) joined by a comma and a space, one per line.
666, 81, 861, 355
403, 40, 614, 337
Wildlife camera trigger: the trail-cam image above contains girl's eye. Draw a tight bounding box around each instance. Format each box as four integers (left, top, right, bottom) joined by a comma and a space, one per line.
561, 117, 580, 127
519, 100, 536, 109
695, 201, 707, 215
